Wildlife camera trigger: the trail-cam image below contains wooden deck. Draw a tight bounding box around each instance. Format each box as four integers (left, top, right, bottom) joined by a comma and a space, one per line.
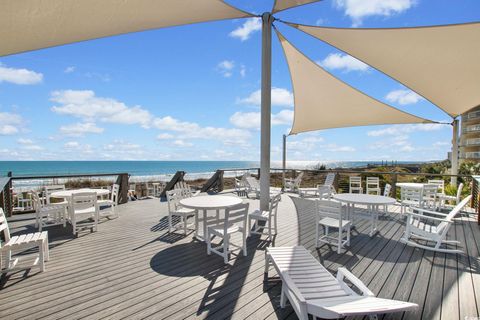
1, 192, 479, 319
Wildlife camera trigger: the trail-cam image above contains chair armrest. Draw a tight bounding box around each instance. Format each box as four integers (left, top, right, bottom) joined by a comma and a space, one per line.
412, 207, 449, 217
337, 267, 374, 297
406, 211, 450, 222
281, 272, 307, 303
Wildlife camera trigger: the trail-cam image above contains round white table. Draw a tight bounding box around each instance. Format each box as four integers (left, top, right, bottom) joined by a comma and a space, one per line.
50, 188, 110, 198
396, 182, 425, 189
180, 195, 243, 241
333, 193, 396, 236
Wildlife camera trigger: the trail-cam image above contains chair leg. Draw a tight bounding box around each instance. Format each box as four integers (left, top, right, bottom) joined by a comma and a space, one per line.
223, 235, 229, 264
206, 230, 212, 255
337, 227, 342, 254
268, 219, 272, 240
347, 226, 351, 246
274, 213, 278, 235
315, 223, 319, 248
243, 231, 247, 256
44, 238, 50, 261
39, 242, 45, 272
184, 215, 188, 235
248, 217, 252, 237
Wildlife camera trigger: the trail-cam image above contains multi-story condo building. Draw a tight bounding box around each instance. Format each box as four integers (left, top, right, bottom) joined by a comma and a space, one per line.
460, 105, 480, 162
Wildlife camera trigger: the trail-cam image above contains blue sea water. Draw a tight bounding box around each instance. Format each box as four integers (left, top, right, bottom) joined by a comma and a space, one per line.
0, 160, 424, 178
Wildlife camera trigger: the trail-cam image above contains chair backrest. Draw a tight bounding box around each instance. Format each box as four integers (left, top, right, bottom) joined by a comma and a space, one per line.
268, 193, 282, 217
70, 192, 98, 213
246, 177, 260, 190
316, 199, 344, 224
224, 203, 249, 232
456, 183, 464, 203
294, 172, 304, 184
324, 172, 335, 187
349, 176, 362, 193
366, 177, 379, 188
383, 183, 392, 197
111, 184, 120, 204
31, 190, 43, 210
0, 208, 11, 245
428, 179, 445, 194
422, 184, 438, 200
166, 189, 184, 213
174, 181, 193, 197
44, 184, 66, 204
401, 186, 422, 202
316, 185, 332, 199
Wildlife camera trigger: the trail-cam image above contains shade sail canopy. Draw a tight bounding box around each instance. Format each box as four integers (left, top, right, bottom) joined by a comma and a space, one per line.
0, 0, 252, 57
289, 22, 480, 118
276, 30, 433, 135
272, 0, 321, 13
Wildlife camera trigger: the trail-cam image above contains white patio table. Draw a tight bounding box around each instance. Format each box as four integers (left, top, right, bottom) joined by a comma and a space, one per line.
50, 188, 110, 199
333, 193, 396, 237
396, 182, 425, 189
180, 195, 243, 242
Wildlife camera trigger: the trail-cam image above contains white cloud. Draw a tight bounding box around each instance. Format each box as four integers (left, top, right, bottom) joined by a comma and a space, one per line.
316, 18, 326, 26
173, 140, 193, 147
334, 0, 416, 27
0, 112, 23, 135
369, 135, 415, 152
367, 123, 446, 137
385, 89, 423, 105
240, 65, 246, 78
64, 66, 76, 73
64, 141, 80, 149
157, 133, 174, 140
59, 122, 104, 136
217, 60, 235, 78
51, 90, 153, 128
17, 138, 33, 145
229, 18, 262, 41
0, 63, 43, 85
21, 144, 44, 151
230, 109, 294, 129
319, 53, 369, 72
237, 87, 294, 107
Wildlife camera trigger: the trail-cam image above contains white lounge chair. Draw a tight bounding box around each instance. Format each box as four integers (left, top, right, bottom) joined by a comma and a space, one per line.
248, 193, 281, 239
0, 208, 49, 273
174, 181, 200, 197
439, 182, 464, 208
68, 192, 99, 237
265, 246, 418, 320
245, 176, 261, 199
206, 203, 249, 264
284, 171, 304, 193
166, 189, 196, 235
315, 199, 351, 254
234, 172, 250, 195
400, 195, 471, 253
98, 184, 119, 219
299, 172, 336, 198
349, 176, 363, 194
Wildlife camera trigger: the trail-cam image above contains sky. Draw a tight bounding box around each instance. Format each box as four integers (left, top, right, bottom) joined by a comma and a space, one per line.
0, 0, 479, 162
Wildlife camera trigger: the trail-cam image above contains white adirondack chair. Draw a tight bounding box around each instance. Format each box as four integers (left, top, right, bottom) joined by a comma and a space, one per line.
265, 246, 418, 320
349, 176, 363, 194
248, 193, 281, 239
439, 183, 464, 208
245, 176, 261, 199
68, 192, 99, 237
97, 184, 119, 219
166, 189, 196, 235
323, 172, 336, 193
315, 199, 351, 254
174, 181, 200, 197
32, 191, 66, 231
0, 208, 49, 273
44, 184, 68, 206
366, 177, 381, 195
284, 171, 304, 193
207, 203, 249, 264
400, 195, 471, 253
234, 172, 250, 195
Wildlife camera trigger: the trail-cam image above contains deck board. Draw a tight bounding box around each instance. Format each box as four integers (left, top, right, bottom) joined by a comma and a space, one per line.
0, 192, 479, 320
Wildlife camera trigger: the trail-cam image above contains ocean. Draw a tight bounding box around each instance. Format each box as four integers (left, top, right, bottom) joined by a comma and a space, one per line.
0, 160, 423, 178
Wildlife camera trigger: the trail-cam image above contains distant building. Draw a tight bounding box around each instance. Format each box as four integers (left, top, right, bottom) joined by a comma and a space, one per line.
460, 105, 480, 162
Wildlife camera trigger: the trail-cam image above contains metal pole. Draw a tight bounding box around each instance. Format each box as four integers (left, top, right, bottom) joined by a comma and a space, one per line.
451, 119, 459, 186
282, 134, 287, 186
260, 12, 273, 211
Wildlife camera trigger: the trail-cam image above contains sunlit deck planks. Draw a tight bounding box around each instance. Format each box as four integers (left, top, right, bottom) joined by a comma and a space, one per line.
0, 192, 479, 319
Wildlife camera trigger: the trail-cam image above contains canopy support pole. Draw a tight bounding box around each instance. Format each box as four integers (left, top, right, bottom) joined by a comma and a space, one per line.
260, 12, 274, 211
451, 119, 459, 186
282, 134, 287, 187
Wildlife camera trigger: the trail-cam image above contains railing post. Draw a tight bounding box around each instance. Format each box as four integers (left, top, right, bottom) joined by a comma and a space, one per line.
391, 173, 398, 199
116, 173, 129, 205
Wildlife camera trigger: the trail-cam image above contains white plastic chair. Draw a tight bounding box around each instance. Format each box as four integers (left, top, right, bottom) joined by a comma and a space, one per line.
32, 191, 66, 231
248, 193, 281, 239
206, 203, 249, 264
401, 195, 471, 253
440, 182, 464, 208
421, 184, 438, 209
284, 171, 304, 193
166, 189, 196, 235
98, 184, 119, 219
245, 176, 261, 199
0, 208, 49, 273
400, 186, 423, 213
315, 199, 351, 254
366, 177, 381, 195
349, 176, 363, 194
265, 246, 418, 320
68, 192, 99, 237
382, 183, 392, 213
323, 172, 336, 193
44, 185, 68, 206
428, 179, 445, 207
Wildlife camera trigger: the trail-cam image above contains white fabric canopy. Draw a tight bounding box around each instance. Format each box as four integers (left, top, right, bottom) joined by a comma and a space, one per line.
272, 0, 321, 13
0, 0, 252, 57
289, 22, 480, 118
276, 30, 433, 135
